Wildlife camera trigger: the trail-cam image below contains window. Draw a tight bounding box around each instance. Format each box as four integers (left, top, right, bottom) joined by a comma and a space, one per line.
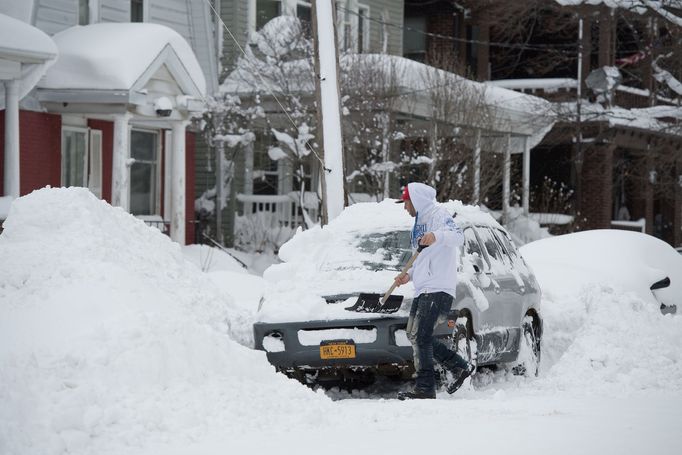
296, 1, 312, 39
88, 130, 103, 198
466, 25, 479, 78
463, 227, 489, 272
479, 227, 513, 271
79, 0, 89, 25
131, 0, 144, 22
256, 0, 281, 29
403, 16, 426, 62
253, 132, 279, 195
62, 128, 88, 188
358, 5, 369, 53
130, 130, 160, 215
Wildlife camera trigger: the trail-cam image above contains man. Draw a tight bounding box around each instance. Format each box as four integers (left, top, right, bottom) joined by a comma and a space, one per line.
394, 182, 474, 400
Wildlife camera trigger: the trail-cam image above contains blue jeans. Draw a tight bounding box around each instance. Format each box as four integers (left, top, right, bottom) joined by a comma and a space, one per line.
406, 292, 469, 393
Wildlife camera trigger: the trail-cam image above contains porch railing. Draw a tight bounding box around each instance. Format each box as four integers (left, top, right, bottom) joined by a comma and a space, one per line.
236, 192, 319, 229
611, 218, 646, 233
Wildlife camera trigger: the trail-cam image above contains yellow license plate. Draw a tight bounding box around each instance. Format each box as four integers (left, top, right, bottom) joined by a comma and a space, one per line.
320, 341, 356, 359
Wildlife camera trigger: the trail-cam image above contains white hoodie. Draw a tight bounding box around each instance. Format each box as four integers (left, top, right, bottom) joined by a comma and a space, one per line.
406, 183, 464, 298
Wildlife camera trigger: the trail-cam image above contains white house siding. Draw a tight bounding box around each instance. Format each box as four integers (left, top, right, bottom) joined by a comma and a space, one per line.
367, 0, 403, 56
188, 0, 218, 94
34, 0, 77, 35
99, 0, 130, 23
220, 0, 250, 71
149, 0, 192, 37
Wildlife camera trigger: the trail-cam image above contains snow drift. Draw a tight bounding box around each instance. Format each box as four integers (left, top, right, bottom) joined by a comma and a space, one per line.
0, 188, 324, 455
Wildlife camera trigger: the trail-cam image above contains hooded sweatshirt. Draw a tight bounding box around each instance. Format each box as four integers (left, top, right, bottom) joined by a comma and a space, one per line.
406, 182, 464, 298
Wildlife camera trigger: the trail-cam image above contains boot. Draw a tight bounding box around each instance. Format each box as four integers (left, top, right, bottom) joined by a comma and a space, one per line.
397, 389, 436, 400
446, 363, 475, 395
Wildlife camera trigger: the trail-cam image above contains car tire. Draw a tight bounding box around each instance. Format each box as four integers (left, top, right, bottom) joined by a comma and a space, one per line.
513, 315, 541, 377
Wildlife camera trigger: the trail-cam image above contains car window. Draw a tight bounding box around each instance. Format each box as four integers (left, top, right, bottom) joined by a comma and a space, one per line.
478, 226, 513, 272
494, 228, 522, 266
463, 227, 489, 272
355, 230, 412, 271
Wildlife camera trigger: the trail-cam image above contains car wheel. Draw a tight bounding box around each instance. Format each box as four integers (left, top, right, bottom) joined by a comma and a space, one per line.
513, 315, 541, 377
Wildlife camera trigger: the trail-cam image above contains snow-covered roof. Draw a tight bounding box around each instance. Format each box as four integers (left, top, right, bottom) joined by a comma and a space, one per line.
555, 100, 682, 136
39, 23, 206, 97
0, 13, 57, 109
223, 53, 554, 151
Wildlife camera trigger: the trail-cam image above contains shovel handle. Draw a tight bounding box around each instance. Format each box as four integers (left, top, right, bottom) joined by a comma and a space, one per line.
381, 244, 428, 304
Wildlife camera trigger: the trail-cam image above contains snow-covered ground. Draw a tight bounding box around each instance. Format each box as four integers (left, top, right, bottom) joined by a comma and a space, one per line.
1, 188, 681, 455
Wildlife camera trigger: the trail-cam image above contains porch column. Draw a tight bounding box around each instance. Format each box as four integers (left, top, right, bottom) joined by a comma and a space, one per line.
522, 136, 530, 216
3, 79, 20, 197
112, 113, 131, 210
473, 129, 481, 205
244, 141, 254, 195
170, 121, 188, 245
503, 133, 511, 225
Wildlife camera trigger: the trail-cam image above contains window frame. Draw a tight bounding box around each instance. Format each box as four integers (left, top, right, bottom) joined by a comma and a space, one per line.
129, 128, 162, 216
130, 0, 147, 23
463, 226, 491, 273
357, 4, 370, 53
88, 129, 103, 198
61, 126, 89, 188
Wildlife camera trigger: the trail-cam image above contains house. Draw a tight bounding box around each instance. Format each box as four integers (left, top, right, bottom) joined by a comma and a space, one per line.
400, 0, 682, 247
200, 0, 555, 249
0, 0, 219, 245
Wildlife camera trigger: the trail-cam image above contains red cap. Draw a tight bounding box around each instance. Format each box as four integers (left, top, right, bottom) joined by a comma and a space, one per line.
396, 185, 410, 203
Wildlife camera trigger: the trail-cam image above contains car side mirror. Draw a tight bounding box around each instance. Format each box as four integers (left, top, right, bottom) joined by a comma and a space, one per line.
650, 277, 671, 290
471, 256, 484, 274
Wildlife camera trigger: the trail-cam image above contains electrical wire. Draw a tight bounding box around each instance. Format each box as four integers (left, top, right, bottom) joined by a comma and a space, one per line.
336, 4, 579, 55
203, 0, 331, 172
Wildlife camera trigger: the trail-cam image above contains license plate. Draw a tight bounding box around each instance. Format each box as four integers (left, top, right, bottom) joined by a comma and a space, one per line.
320, 340, 356, 359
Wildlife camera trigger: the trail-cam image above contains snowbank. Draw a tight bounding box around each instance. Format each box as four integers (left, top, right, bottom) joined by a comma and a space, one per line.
0, 188, 323, 455
521, 230, 682, 394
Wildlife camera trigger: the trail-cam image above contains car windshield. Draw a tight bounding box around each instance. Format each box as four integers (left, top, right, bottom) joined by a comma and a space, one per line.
321, 230, 413, 272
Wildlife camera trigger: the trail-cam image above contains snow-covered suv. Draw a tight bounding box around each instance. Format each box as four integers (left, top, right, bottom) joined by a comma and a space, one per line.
253, 200, 543, 386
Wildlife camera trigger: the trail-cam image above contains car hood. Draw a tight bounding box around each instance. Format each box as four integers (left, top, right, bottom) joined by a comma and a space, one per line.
257, 265, 416, 323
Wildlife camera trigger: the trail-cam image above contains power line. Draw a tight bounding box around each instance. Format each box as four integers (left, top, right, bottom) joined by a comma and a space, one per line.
336, 4, 579, 55
202, 0, 330, 172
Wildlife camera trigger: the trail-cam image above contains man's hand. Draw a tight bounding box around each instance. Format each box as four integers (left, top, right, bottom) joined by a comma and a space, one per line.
394, 273, 410, 287
418, 232, 436, 246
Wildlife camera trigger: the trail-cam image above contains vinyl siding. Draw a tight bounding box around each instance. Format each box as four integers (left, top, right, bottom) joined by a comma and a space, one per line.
100, 0, 129, 23
34, 0, 77, 35
364, 0, 403, 56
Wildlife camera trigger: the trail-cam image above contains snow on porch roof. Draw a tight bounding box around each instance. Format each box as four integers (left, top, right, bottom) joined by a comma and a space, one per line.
39, 23, 206, 97
0, 13, 57, 62
0, 13, 57, 110
222, 53, 554, 151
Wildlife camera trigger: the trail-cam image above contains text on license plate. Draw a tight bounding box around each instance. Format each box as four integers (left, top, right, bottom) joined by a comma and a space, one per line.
320, 340, 356, 359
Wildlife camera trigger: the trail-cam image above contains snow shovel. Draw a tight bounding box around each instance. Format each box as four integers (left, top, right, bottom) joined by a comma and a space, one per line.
346, 244, 427, 314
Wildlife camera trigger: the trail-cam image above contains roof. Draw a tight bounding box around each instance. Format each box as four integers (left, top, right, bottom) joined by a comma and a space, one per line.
0, 13, 58, 110
223, 53, 554, 152
39, 23, 206, 97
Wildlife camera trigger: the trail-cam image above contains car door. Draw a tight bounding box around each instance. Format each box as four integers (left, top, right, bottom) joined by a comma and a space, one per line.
473, 226, 524, 362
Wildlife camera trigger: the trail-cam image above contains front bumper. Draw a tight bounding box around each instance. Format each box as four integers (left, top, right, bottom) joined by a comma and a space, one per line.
254, 316, 413, 370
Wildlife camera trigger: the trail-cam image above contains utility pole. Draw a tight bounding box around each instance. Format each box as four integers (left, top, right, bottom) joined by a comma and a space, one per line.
311, 0, 346, 225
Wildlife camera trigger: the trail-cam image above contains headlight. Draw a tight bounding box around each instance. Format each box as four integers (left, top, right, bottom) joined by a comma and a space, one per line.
263, 331, 285, 352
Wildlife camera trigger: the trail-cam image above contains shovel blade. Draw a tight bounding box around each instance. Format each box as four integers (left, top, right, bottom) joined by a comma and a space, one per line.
345, 293, 403, 314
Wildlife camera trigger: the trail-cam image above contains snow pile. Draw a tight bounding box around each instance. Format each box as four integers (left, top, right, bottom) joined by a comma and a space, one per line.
0, 188, 323, 455
182, 244, 247, 274
538, 283, 682, 394
521, 230, 682, 394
